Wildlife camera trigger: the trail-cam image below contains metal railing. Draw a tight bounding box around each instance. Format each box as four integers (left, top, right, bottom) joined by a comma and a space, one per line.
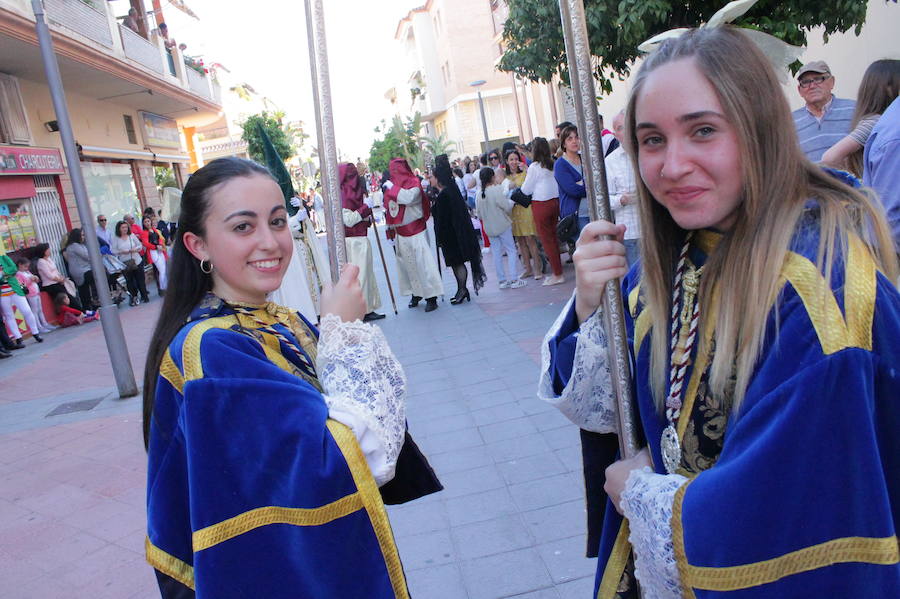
44, 0, 113, 47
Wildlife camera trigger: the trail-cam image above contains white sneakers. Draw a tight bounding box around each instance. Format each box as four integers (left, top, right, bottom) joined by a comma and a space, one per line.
499, 279, 526, 290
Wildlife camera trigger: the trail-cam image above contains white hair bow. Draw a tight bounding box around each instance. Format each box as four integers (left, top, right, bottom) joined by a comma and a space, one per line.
637, 0, 804, 83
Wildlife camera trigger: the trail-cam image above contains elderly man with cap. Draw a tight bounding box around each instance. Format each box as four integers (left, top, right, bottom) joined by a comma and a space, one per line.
792, 60, 856, 162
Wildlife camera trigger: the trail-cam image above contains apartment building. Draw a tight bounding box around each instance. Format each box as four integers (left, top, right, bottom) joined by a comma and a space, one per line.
390, 0, 566, 158
0, 0, 221, 265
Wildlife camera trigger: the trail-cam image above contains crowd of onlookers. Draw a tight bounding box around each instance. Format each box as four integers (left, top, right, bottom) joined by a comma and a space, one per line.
0, 206, 173, 359
395, 57, 900, 293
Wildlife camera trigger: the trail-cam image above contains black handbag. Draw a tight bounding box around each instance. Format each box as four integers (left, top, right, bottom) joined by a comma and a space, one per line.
556, 213, 579, 243
510, 188, 532, 208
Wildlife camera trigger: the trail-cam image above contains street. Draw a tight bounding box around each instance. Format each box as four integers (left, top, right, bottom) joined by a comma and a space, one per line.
0, 242, 597, 598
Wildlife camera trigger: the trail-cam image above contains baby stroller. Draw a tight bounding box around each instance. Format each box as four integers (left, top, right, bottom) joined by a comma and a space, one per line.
102, 254, 128, 305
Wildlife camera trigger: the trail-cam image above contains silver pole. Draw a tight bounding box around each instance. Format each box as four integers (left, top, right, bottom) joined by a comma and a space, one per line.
303, 0, 345, 283
31, 0, 138, 398
477, 90, 490, 149
557, 0, 639, 458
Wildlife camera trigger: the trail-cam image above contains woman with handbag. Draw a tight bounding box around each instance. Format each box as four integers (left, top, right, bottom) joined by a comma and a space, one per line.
36, 243, 82, 311
505, 149, 542, 280
522, 137, 565, 286
111, 220, 150, 306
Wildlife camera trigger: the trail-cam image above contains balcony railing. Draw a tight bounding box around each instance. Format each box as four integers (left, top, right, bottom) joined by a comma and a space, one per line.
186, 67, 210, 100
119, 25, 163, 74
33, 0, 219, 107
45, 0, 113, 47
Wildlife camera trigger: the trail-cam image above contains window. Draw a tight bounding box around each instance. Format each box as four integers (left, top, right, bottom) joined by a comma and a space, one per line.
0, 199, 38, 252
123, 115, 138, 144
442, 62, 451, 86
485, 95, 516, 132
0, 73, 32, 145
80, 160, 141, 226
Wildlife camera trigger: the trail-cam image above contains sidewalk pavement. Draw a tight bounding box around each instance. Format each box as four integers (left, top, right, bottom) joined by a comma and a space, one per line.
0, 245, 599, 598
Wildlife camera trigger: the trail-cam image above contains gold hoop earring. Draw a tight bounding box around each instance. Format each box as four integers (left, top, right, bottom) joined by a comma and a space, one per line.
200, 259, 213, 274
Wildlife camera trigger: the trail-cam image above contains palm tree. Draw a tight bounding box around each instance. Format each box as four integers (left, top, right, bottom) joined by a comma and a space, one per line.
420, 134, 457, 158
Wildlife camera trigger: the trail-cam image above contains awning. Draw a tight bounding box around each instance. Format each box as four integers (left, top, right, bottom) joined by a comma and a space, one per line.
79, 145, 190, 163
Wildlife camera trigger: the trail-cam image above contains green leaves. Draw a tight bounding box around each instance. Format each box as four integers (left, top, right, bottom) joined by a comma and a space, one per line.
498, 0, 875, 93
240, 111, 296, 164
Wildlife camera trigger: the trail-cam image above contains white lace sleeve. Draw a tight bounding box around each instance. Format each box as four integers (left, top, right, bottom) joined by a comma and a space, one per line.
316, 314, 406, 486
621, 467, 688, 599
537, 295, 618, 433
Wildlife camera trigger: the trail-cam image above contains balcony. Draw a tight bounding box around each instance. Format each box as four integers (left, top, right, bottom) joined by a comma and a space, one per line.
0, 0, 221, 121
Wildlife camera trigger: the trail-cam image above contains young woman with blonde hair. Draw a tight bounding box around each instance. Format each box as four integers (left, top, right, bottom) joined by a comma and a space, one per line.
540, 26, 900, 598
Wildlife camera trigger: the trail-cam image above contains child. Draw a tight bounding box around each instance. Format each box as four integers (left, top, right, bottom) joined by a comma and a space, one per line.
476, 166, 525, 289
15, 258, 55, 333
54, 293, 99, 327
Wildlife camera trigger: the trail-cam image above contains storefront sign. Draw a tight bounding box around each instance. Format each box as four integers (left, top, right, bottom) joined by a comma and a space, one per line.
0, 145, 64, 175
138, 111, 182, 149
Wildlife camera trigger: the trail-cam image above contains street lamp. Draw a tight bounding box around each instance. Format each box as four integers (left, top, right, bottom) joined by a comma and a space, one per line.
469, 79, 490, 151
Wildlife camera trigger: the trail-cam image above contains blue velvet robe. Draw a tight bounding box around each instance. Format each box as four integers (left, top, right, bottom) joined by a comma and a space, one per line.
145, 296, 409, 598
549, 221, 900, 597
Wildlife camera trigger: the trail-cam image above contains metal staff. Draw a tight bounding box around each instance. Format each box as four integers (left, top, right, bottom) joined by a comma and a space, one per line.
303, 0, 344, 283
369, 217, 398, 314
557, 0, 640, 459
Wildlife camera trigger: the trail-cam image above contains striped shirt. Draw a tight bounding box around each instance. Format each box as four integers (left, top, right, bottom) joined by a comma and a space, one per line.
793, 96, 856, 162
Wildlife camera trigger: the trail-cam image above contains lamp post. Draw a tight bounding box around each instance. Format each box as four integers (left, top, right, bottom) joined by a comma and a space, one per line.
469, 79, 489, 152
31, 0, 138, 398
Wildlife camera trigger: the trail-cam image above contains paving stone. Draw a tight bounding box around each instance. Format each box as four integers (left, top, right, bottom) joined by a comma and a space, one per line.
485, 432, 553, 463
387, 499, 451, 538
405, 563, 469, 599
555, 574, 596, 598
541, 426, 582, 450
508, 473, 583, 512
418, 426, 484, 455
451, 514, 533, 560
523, 500, 588, 545
445, 487, 519, 527
496, 452, 570, 486
394, 528, 456, 571
460, 547, 554, 599
438, 464, 505, 498
470, 402, 528, 426
537, 535, 598, 584
427, 444, 494, 475
415, 413, 477, 438
478, 416, 540, 444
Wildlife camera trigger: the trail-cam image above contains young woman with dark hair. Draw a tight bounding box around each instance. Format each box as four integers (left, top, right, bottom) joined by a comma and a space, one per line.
142, 157, 414, 598
430, 154, 486, 303
522, 137, 565, 285
504, 148, 542, 280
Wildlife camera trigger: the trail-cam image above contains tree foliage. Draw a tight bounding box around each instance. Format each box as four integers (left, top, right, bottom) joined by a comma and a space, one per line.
368, 113, 427, 173
240, 111, 296, 164
498, 0, 875, 94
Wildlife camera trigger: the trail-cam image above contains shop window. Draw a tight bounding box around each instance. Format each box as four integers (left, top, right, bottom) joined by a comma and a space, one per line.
123, 115, 138, 145
0, 73, 32, 146
0, 198, 38, 252
80, 160, 141, 226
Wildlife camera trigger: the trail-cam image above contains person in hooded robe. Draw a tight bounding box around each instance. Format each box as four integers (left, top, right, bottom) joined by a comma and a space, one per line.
430, 154, 486, 304
270, 196, 328, 320
340, 163, 385, 322
383, 158, 443, 312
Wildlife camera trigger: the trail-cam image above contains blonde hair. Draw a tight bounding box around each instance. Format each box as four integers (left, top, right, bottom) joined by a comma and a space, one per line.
625, 27, 898, 414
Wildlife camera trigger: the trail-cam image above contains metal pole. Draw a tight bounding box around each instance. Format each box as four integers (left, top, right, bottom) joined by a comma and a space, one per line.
370, 218, 398, 315
32, 0, 138, 398
557, 0, 639, 458
303, 0, 345, 284
476, 90, 490, 150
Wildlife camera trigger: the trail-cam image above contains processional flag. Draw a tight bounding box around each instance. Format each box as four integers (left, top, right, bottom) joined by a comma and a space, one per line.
256, 121, 298, 217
